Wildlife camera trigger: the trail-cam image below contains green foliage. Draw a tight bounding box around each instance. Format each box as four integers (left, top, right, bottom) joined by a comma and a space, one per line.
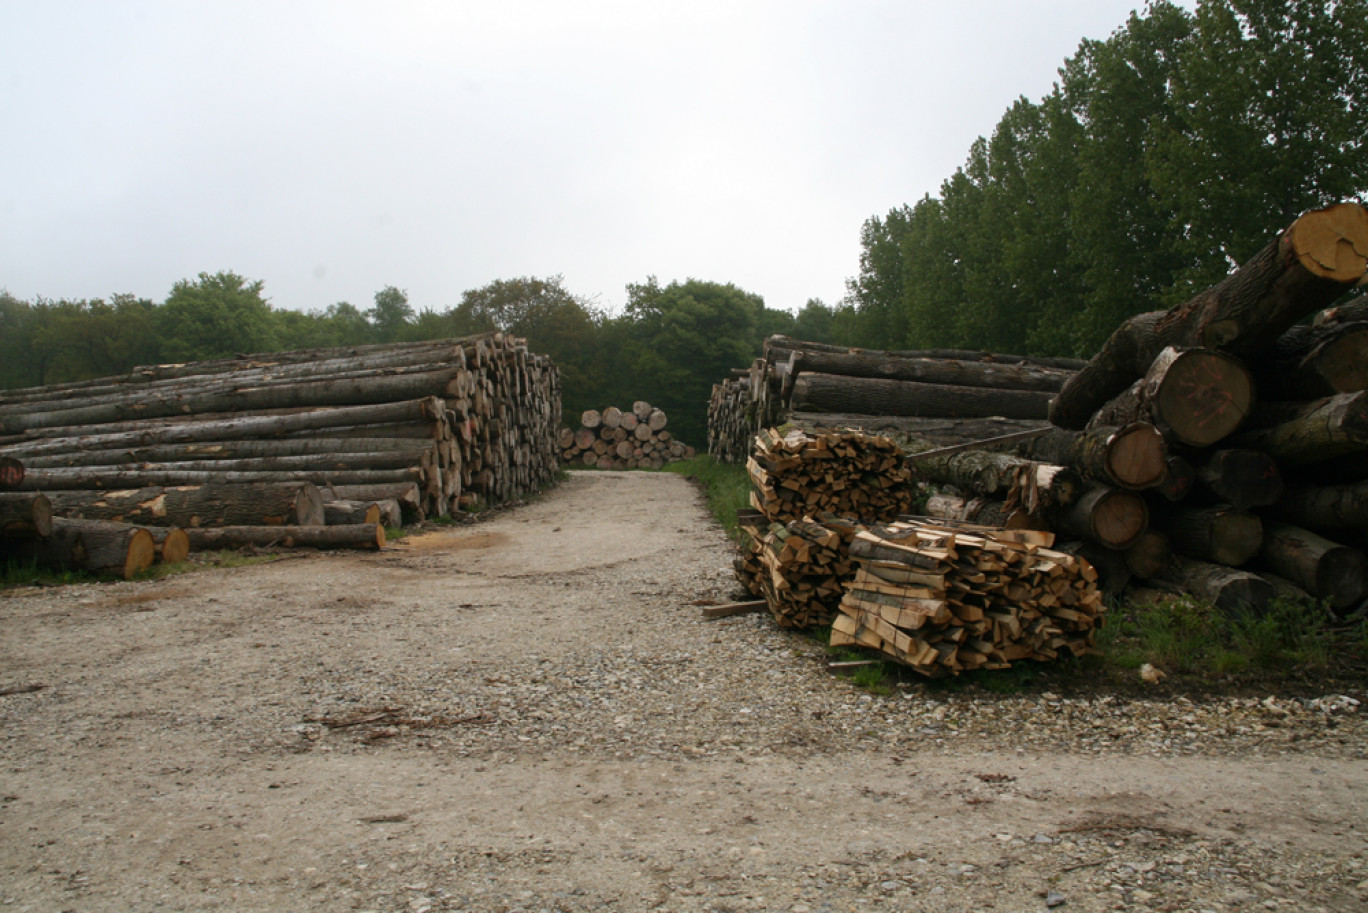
157, 271, 280, 362
844, 0, 1368, 357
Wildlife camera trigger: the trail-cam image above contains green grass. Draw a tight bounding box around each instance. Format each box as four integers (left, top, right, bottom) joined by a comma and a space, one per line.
0, 559, 94, 589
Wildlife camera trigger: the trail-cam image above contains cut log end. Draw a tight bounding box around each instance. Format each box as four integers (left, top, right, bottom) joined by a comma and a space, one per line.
1289, 202, 1368, 282
1149, 349, 1254, 447
1107, 424, 1168, 489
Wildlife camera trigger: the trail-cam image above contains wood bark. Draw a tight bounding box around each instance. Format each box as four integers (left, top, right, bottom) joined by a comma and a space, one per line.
183, 524, 385, 551
324, 500, 382, 526
1274, 479, 1368, 532
0, 457, 22, 489
1085, 348, 1254, 447
1017, 423, 1167, 491
792, 373, 1053, 421
41, 482, 326, 528
1257, 521, 1368, 611
1124, 530, 1172, 580
1159, 556, 1275, 617
1049, 202, 1368, 428
912, 449, 1079, 502
1056, 485, 1149, 550
1258, 320, 1368, 399
921, 494, 1033, 529
7, 517, 156, 579
1155, 504, 1264, 567
21, 441, 434, 470
1229, 390, 1368, 466
786, 349, 1074, 393
1195, 449, 1284, 510
324, 483, 423, 516
0, 492, 53, 538
763, 335, 1087, 370
786, 413, 1047, 448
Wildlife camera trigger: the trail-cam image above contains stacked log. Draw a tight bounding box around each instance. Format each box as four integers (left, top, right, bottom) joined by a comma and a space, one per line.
557, 401, 696, 470
1039, 202, 1368, 615
746, 428, 914, 524
0, 333, 562, 523
830, 518, 1104, 676
734, 511, 862, 629
706, 339, 1082, 463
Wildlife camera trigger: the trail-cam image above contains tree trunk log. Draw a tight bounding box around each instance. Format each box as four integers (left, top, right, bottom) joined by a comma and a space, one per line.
787, 349, 1074, 393
1156, 504, 1264, 567
1085, 348, 1254, 447
0, 492, 53, 538
17, 466, 422, 490
324, 500, 382, 526
1058, 540, 1131, 595
1258, 320, 1368, 399
1155, 454, 1196, 502
7, 517, 156, 579
41, 482, 326, 527
1229, 390, 1368, 466
183, 524, 385, 551
1056, 485, 1149, 550
791, 373, 1053, 420
1257, 521, 1368, 611
1017, 423, 1167, 491
912, 449, 1078, 501
0, 457, 22, 489
787, 413, 1047, 447
921, 494, 1034, 529
763, 335, 1088, 370
1274, 479, 1368, 533
1049, 202, 1368, 428
1159, 555, 1275, 616
148, 527, 191, 564
1195, 449, 1284, 510
1124, 530, 1172, 579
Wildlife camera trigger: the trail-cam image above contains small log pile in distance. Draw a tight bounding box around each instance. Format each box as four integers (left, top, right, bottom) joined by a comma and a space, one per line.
831, 518, 1104, 676
746, 428, 914, 525
734, 508, 861, 629
557, 401, 696, 470
0, 333, 563, 574
708, 337, 1085, 463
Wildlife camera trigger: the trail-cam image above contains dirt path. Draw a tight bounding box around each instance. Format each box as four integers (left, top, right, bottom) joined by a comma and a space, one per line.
2, 471, 1367, 912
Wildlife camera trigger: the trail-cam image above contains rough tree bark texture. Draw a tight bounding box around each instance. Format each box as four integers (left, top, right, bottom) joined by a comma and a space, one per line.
1050, 203, 1368, 429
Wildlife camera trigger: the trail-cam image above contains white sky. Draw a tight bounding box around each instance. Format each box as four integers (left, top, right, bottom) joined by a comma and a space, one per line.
1, 1, 1172, 317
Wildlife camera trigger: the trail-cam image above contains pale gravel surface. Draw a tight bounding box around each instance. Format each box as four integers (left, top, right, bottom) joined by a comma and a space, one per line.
2, 469, 1367, 912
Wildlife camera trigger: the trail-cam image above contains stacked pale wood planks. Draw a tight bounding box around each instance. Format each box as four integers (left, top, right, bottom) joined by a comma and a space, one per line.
557, 401, 695, 470
734, 509, 862, 629
0, 333, 563, 573
830, 518, 1104, 676
746, 428, 915, 525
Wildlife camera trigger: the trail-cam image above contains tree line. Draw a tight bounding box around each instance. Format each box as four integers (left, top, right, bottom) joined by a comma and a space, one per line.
0, 273, 840, 446
842, 0, 1368, 357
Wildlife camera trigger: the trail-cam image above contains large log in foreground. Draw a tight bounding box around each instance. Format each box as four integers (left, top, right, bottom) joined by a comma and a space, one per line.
1050, 202, 1368, 429
1085, 348, 1254, 447
0, 492, 53, 539
4, 518, 156, 579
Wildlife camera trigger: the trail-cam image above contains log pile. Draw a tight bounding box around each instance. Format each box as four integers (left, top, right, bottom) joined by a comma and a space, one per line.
746, 428, 914, 525
1, 334, 562, 575
0, 333, 562, 521
557, 401, 695, 470
830, 518, 1104, 676
707, 337, 1085, 463
1025, 202, 1368, 615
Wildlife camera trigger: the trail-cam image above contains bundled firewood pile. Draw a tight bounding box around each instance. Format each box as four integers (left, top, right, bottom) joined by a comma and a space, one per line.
0, 333, 562, 573
830, 518, 1104, 675
746, 427, 915, 524
708, 336, 1085, 462
557, 401, 695, 470
734, 508, 862, 628
922, 203, 1368, 617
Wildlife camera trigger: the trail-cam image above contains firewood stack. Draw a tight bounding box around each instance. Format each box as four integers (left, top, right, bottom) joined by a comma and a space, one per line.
708, 373, 755, 464
831, 518, 1104, 675
556, 401, 695, 470
746, 428, 915, 525
734, 509, 862, 629
0, 333, 562, 573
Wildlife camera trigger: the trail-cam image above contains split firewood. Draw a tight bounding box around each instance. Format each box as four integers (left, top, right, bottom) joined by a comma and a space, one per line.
747, 428, 914, 524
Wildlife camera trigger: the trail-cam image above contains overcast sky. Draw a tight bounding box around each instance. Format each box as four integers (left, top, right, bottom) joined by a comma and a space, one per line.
2, 1, 1173, 317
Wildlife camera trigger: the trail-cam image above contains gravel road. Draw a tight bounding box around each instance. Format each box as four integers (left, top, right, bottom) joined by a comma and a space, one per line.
2, 470, 1367, 912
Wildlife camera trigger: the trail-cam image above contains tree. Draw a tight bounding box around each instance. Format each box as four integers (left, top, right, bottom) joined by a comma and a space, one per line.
1147, 0, 1368, 291
156, 271, 279, 362
367, 286, 414, 342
